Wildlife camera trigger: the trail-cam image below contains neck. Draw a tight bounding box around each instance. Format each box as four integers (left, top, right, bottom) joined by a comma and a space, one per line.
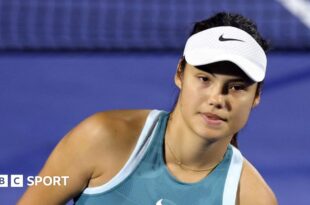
165, 109, 231, 170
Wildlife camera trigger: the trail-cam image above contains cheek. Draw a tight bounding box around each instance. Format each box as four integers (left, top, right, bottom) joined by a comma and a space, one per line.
230, 98, 254, 131
179, 81, 202, 109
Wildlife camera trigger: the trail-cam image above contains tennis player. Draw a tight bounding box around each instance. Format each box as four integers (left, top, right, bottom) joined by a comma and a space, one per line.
18, 12, 278, 205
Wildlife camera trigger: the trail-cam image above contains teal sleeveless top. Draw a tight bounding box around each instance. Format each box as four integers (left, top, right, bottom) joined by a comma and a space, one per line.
74, 110, 243, 205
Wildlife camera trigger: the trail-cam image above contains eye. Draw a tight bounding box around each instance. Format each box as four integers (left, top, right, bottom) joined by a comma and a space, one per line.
229, 83, 247, 91
198, 77, 210, 82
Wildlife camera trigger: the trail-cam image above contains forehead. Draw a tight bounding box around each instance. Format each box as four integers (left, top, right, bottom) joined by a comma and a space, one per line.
187, 61, 253, 82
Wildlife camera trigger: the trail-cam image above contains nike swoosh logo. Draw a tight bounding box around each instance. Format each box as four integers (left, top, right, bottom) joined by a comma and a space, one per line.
219, 34, 244, 42
156, 198, 177, 205
156, 199, 163, 205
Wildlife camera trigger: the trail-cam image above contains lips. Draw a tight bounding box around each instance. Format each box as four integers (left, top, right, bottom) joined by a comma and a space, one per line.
202, 112, 227, 121
201, 112, 227, 126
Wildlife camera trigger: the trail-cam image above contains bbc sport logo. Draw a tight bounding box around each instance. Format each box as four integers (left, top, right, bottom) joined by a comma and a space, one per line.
0, 175, 69, 188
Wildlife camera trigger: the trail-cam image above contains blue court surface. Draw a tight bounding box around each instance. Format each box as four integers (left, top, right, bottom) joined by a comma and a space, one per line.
0, 51, 309, 204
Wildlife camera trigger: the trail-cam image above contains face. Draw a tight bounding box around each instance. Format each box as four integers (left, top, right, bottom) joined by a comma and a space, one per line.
174, 61, 260, 141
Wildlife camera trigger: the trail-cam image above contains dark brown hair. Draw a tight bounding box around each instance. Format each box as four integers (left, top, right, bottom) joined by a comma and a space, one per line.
173, 12, 270, 148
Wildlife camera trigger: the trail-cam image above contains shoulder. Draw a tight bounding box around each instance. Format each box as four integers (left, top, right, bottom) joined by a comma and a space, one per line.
64, 109, 153, 186
51, 109, 153, 179
64, 109, 153, 162
237, 158, 278, 205
17, 109, 153, 204
68, 109, 153, 142
71, 109, 153, 143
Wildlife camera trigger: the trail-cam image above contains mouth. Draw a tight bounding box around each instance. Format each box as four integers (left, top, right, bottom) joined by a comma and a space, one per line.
201, 112, 227, 125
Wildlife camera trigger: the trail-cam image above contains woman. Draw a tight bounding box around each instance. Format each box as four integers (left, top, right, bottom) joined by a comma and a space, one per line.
18, 12, 278, 205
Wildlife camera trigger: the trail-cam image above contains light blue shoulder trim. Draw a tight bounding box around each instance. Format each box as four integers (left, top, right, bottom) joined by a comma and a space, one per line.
82, 109, 164, 195
222, 145, 244, 205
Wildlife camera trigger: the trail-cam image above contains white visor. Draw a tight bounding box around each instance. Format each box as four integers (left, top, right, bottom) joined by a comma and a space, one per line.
183, 26, 267, 82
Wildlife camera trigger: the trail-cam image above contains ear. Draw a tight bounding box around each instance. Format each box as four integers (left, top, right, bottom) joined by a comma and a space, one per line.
174, 59, 184, 89
252, 94, 260, 108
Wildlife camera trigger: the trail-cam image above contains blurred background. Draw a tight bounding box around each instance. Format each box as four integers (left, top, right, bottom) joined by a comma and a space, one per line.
0, 0, 309, 204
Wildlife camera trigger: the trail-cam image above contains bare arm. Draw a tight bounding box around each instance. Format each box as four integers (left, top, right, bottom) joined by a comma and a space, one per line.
237, 159, 278, 205
17, 113, 112, 205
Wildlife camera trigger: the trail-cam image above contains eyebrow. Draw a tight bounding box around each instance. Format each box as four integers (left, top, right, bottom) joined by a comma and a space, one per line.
227, 78, 247, 82
226, 78, 255, 87
196, 71, 249, 82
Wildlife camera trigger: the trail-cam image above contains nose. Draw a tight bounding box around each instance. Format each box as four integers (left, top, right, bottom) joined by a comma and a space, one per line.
207, 85, 226, 109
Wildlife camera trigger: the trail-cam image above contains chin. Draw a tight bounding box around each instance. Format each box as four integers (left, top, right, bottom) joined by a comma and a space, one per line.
194, 126, 230, 142
193, 117, 225, 136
